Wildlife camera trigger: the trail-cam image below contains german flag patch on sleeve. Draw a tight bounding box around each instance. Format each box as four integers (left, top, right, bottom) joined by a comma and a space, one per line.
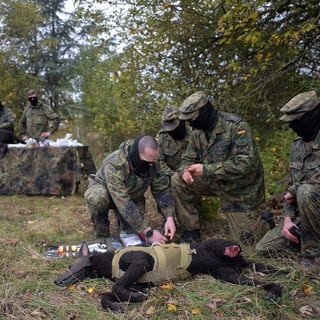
237, 129, 246, 135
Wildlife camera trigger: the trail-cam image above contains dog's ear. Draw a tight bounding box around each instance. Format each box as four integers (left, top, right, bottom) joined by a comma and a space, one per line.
78, 242, 90, 257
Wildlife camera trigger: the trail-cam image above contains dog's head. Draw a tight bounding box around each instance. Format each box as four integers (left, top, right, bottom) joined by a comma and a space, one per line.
207, 239, 242, 259
54, 242, 93, 286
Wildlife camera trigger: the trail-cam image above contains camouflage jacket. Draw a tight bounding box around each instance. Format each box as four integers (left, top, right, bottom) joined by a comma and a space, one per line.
95, 139, 176, 232
157, 126, 191, 175
19, 102, 60, 140
0, 106, 15, 132
283, 130, 320, 217
177, 111, 265, 210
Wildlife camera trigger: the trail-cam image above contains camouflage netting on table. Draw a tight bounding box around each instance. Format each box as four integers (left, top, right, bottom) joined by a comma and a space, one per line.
0, 146, 96, 196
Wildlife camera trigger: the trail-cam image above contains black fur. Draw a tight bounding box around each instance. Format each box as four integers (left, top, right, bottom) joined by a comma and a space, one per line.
55, 239, 284, 312
0, 129, 24, 144
0, 129, 25, 158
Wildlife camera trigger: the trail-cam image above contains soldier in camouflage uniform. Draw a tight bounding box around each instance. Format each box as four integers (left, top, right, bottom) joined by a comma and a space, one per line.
171, 91, 267, 243
84, 135, 176, 244
157, 106, 191, 176
0, 100, 15, 132
256, 91, 320, 269
19, 89, 60, 141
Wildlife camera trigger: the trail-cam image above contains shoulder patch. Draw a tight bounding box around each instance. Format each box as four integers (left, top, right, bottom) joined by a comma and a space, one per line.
237, 129, 246, 135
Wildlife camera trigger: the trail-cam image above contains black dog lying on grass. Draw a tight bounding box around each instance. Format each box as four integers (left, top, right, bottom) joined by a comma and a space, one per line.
54, 238, 284, 312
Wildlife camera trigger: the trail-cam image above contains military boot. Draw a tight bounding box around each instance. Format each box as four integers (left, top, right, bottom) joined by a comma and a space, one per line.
91, 212, 110, 238
94, 225, 110, 238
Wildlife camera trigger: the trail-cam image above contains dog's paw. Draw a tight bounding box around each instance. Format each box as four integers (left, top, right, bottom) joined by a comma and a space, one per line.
101, 292, 124, 312
109, 302, 125, 312
112, 284, 147, 302
261, 283, 282, 300
128, 291, 148, 303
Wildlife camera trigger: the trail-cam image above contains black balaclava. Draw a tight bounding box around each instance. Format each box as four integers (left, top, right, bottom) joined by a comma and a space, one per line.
169, 120, 186, 140
289, 104, 320, 142
28, 96, 38, 106
189, 100, 218, 130
130, 136, 154, 175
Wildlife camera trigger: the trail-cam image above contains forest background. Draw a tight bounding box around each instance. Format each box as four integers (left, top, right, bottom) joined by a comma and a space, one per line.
1, 0, 319, 161
1, 0, 319, 195
1, 0, 320, 319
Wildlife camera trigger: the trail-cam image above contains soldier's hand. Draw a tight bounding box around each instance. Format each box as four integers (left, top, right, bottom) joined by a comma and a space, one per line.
41, 131, 52, 139
182, 171, 194, 184
186, 164, 203, 177
149, 229, 168, 244
281, 217, 299, 243
164, 216, 176, 240
283, 191, 296, 203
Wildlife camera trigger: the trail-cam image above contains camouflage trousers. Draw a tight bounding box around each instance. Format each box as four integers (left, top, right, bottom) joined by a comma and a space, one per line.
221, 210, 269, 245
84, 176, 145, 238
171, 173, 269, 244
256, 184, 320, 258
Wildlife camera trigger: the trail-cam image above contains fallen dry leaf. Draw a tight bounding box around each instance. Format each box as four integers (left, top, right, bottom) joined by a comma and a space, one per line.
289, 288, 299, 296
160, 282, 173, 290
303, 284, 313, 294
206, 298, 227, 312
299, 305, 313, 316
242, 297, 252, 303
30, 306, 49, 317
167, 303, 177, 311
191, 306, 202, 315
145, 306, 155, 315
85, 286, 94, 294
67, 284, 77, 291
6, 238, 18, 246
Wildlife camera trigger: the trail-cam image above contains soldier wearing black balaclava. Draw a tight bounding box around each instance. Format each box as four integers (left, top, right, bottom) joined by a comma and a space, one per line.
256, 91, 320, 270
189, 100, 218, 131
85, 135, 177, 244
288, 103, 320, 142
18, 89, 60, 141
171, 91, 267, 244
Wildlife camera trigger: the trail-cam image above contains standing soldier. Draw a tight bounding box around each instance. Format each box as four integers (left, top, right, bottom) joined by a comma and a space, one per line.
256, 91, 320, 269
171, 91, 267, 243
19, 89, 60, 141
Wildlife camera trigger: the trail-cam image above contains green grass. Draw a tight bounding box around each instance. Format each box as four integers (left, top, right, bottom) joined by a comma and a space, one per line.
1, 195, 320, 319
0, 129, 319, 319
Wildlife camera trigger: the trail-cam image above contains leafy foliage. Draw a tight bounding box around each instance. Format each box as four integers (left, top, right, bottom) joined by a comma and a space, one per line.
1, 0, 84, 120
1, 0, 319, 145
87, 0, 320, 141
258, 128, 295, 199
